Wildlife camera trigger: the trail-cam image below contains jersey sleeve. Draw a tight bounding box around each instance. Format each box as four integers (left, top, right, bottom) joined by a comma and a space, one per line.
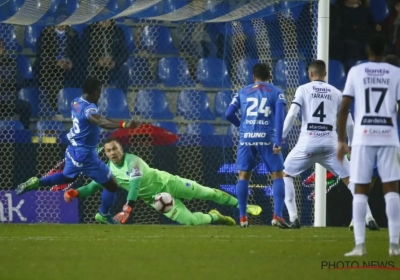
396, 69, 400, 102
126, 154, 144, 202
291, 87, 304, 107
230, 91, 240, 108
342, 68, 355, 98
275, 89, 286, 106
84, 103, 100, 119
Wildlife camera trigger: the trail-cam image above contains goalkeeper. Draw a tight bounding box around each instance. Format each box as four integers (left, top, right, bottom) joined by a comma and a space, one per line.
64, 138, 262, 225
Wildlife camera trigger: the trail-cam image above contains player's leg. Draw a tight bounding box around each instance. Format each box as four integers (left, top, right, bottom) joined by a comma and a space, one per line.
83, 158, 119, 224
162, 198, 235, 226
377, 146, 400, 256
16, 152, 76, 195
259, 145, 289, 229
344, 146, 376, 257
235, 145, 257, 227
323, 152, 379, 231
283, 145, 317, 228
167, 176, 262, 216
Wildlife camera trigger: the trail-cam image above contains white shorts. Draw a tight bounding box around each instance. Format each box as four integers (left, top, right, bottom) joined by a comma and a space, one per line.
350, 146, 400, 184
284, 145, 350, 178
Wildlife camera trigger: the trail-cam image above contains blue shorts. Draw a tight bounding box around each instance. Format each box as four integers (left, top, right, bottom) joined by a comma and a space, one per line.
63, 146, 112, 184
236, 144, 284, 172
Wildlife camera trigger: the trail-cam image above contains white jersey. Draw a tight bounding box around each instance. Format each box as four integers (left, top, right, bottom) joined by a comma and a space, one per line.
291, 80, 342, 146
343, 62, 400, 146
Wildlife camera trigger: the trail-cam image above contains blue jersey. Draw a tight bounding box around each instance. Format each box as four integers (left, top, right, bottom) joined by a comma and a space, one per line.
231, 82, 286, 143
66, 97, 100, 149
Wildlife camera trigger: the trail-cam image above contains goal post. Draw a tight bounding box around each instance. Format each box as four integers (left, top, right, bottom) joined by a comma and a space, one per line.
0, 0, 334, 226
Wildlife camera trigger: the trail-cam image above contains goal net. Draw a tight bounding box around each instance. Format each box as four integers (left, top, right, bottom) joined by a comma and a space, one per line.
0, 0, 322, 225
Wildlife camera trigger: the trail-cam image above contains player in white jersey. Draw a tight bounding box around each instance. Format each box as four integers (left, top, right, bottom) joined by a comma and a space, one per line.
337, 35, 400, 257
282, 60, 356, 228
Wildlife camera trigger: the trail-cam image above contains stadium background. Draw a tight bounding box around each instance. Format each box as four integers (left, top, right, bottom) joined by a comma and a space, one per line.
0, 0, 397, 227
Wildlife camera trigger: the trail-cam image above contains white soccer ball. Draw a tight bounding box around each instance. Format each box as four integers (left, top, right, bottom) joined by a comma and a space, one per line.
153, 192, 174, 213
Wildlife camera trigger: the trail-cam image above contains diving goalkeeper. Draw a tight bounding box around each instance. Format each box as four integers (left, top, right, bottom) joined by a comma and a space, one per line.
64, 138, 262, 225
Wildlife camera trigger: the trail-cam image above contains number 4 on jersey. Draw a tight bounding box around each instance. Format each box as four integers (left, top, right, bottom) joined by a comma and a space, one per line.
312, 101, 326, 122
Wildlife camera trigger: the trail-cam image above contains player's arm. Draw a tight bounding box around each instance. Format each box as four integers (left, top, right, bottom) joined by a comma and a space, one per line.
225, 92, 240, 127
346, 111, 354, 147
88, 114, 138, 130
338, 97, 352, 142
283, 88, 302, 140
274, 91, 287, 148
113, 164, 143, 224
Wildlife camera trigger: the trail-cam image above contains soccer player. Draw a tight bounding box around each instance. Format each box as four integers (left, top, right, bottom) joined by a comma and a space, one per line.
283, 60, 378, 230
16, 76, 138, 224
348, 54, 400, 231
337, 35, 400, 256
225, 63, 287, 228
64, 138, 262, 225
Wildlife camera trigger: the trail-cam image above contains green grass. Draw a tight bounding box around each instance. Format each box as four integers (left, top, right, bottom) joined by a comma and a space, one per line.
0, 225, 399, 280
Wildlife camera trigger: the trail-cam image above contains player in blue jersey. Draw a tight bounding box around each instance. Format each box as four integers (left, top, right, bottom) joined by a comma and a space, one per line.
16, 76, 138, 224
225, 63, 288, 228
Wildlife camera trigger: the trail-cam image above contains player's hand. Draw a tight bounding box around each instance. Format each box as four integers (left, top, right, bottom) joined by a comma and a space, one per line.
113, 205, 132, 224
64, 189, 78, 203
337, 141, 349, 163
125, 120, 138, 129
273, 144, 281, 154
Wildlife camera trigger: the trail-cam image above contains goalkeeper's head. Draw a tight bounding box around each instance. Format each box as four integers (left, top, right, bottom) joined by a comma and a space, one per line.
104, 138, 124, 165
366, 34, 386, 61
307, 60, 326, 81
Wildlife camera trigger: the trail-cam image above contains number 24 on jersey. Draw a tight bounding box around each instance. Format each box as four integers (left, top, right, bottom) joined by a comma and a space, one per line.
246, 98, 271, 117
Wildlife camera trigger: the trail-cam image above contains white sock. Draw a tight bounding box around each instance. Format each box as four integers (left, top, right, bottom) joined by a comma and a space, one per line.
284, 177, 297, 222
353, 194, 368, 245
348, 182, 374, 223
384, 192, 400, 245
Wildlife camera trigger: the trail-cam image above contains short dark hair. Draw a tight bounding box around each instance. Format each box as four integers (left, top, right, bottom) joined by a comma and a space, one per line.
104, 137, 122, 146
385, 55, 400, 67
252, 63, 271, 81
308, 60, 326, 76
367, 34, 386, 57
82, 76, 102, 95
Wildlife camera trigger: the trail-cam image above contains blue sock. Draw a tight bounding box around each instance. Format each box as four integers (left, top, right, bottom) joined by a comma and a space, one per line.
236, 179, 249, 217
40, 173, 69, 186
273, 178, 285, 217
100, 189, 116, 216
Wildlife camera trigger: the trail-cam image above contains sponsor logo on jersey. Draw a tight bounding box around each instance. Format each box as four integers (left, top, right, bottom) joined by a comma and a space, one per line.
312, 86, 331, 93
244, 132, 267, 138
65, 150, 83, 167
361, 116, 393, 126
279, 94, 285, 100
363, 128, 392, 135
308, 131, 331, 136
240, 142, 271, 146
245, 120, 269, 125
307, 123, 333, 131
365, 68, 389, 76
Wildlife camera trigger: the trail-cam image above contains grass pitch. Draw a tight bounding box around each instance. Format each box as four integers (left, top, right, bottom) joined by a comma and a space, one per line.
0, 225, 399, 280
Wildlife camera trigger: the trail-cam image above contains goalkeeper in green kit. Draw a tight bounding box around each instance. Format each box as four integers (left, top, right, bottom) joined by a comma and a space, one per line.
64, 138, 262, 225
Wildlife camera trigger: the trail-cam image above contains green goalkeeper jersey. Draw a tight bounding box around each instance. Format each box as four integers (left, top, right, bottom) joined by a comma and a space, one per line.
83, 153, 174, 202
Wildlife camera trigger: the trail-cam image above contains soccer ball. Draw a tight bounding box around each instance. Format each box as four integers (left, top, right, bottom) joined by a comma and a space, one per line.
153, 192, 174, 213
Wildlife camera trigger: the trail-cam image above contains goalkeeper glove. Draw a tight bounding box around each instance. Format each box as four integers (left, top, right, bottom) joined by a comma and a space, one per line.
113, 204, 132, 224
